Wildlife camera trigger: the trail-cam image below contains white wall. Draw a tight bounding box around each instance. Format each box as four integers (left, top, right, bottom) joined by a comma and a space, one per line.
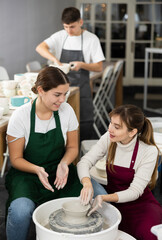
0, 0, 75, 78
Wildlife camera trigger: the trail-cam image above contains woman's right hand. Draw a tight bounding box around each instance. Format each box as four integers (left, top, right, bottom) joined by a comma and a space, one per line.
36, 167, 54, 192
80, 178, 94, 205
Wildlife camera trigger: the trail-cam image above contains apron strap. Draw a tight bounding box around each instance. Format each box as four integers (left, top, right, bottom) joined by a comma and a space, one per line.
53, 111, 60, 128
81, 33, 83, 61
30, 98, 37, 133
129, 139, 139, 169
62, 34, 68, 49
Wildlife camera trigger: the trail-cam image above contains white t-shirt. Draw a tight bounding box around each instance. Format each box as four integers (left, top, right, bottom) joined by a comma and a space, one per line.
77, 133, 158, 203
7, 102, 79, 147
44, 30, 105, 64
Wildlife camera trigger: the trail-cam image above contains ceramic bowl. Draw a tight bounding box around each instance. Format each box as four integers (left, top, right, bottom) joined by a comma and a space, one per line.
0, 106, 4, 119
24, 72, 38, 82
3, 88, 16, 97
14, 73, 26, 82
95, 157, 107, 178
50, 63, 71, 74
2, 80, 18, 89
62, 199, 90, 219
0, 97, 9, 115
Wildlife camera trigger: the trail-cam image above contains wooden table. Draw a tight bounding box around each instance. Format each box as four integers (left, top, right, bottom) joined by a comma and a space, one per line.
90, 61, 123, 107
0, 86, 80, 170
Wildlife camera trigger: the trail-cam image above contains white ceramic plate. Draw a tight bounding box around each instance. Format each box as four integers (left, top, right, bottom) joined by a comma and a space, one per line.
116, 230, 136, 240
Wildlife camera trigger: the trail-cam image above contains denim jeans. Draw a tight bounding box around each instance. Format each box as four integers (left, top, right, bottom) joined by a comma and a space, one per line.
6, 197, 36, 240
91, 178, 107, 198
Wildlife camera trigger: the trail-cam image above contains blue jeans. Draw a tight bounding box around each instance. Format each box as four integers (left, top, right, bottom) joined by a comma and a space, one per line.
91, 178, 107, 198
6, 197, 36, 240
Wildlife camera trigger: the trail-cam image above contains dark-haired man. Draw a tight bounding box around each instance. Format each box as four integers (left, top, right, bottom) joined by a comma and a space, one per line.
36, 7, 105, 141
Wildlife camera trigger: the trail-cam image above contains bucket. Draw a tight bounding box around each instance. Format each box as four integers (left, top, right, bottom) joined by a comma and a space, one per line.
33, 197, 121, 240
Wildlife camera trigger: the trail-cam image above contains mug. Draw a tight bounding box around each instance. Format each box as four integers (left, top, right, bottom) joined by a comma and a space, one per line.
11, 96, 30, 107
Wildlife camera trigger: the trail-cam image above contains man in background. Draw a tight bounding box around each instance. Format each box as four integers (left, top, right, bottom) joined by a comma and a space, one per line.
36, 7, 105, 141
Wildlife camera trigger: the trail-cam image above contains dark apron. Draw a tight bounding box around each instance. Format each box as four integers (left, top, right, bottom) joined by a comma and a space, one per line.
5, 99, 82, 208
106, 140, 162, 240
60, 33, 94, 140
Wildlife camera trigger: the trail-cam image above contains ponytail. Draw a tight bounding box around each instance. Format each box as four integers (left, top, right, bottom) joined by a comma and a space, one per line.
139, 117, 160, 190
107, 142, 117, 172
139, 117, 154, 144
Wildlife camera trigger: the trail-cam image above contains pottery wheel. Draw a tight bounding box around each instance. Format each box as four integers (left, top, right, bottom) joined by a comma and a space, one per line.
49, 209, 103, 235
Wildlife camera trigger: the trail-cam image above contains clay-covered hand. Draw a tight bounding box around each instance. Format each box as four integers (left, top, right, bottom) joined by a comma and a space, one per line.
54, 162, 69, 189
87, 195, 103, 216
37, 167, 54, 192
80, 183, 94, 206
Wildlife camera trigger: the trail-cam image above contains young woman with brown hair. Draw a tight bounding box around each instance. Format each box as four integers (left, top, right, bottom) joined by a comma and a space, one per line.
5, 66, 82, 240
77, 104, 162, 240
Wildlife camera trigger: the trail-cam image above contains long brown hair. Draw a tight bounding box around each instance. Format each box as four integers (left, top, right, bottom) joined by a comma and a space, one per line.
31, 66, 69, 94
107, 104, 160, 189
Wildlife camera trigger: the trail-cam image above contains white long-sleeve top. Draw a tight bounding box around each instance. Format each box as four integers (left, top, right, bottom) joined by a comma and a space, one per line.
77, 132, 158, 203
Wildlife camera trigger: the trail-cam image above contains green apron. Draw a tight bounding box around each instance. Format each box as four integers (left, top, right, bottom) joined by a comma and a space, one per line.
5, 99, 82, 208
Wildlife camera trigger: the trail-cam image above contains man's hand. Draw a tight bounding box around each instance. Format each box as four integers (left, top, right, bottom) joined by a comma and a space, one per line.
70, 61, 82, 71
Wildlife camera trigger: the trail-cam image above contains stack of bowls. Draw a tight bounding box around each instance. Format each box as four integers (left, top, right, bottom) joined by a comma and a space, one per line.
0, 106, 4, 119
2, 80, 18, 97
0, 96, 9, 115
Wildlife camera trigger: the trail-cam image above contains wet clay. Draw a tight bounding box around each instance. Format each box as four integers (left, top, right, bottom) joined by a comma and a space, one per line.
49, 209, 103, 234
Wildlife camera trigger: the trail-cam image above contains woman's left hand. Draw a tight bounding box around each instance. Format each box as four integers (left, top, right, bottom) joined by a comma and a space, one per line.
54, 162, 69, 189
87, 195, 103, 216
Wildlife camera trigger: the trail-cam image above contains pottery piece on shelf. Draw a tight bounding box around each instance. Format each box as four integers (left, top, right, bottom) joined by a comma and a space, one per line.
95, 157, 107, 178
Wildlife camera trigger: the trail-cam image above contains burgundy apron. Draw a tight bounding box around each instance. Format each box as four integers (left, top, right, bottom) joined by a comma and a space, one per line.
106, 140, 162, 240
